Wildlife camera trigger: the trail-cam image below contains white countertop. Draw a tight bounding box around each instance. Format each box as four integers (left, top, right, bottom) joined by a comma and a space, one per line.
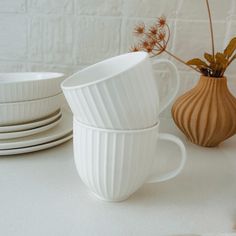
0, 119, 236, 236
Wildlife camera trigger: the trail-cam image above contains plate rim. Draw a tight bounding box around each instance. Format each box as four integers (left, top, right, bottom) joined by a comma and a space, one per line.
0, 109, 62, 133
0, 108, 72, 150
0, 114, 62, 140
0, 132, 72, 156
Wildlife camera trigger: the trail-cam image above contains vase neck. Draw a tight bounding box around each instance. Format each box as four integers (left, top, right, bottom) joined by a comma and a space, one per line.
198, 76, 228, 90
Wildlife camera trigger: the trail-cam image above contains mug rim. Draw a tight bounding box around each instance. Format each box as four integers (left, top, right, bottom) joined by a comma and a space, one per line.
61, 51, 149, 90
74, 117, 160, 134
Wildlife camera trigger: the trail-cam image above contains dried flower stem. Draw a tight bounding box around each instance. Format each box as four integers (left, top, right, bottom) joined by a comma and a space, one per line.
149, 37, 201, 73
206, 0, 215, 58
162, 49, 201, 73
165, 24, 170, 44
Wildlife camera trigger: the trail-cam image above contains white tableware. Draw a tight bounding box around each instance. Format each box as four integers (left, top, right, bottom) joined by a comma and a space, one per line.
0, 132, 72, 156
0, 109, 62, 133
0, 114, 62, 140
73, 118, 186, 202
0, 72, 65, 103
62, 52, 179, 129
0, 93, 64, 126
0, 108, 72, 150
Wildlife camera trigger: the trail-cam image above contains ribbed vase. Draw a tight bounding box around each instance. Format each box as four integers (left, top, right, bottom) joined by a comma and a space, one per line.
171, 76, 236, 147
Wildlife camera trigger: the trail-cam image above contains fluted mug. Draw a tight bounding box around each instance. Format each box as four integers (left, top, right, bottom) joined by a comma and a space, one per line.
62, 52, 179, 129
73, 118, 186, 202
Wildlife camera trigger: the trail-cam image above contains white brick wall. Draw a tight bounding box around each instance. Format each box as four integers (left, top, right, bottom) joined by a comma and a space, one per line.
0, 0, 235, 116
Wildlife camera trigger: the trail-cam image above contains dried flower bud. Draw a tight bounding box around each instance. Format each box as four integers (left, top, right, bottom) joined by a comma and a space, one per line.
130, 45, 141, 52
157, 16, 166, 28
145, 45, 153, 53
148, 25, 158, 36
157, 31, 166, 41
133, 23, 145, 36
141, 40, 149, 49
148, 38, 157, 47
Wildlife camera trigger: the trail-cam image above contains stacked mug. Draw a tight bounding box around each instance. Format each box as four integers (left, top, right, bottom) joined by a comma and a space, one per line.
62, 52, 187, 202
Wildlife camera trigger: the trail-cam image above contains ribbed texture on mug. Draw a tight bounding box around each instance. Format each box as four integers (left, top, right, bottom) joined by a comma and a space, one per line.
172, 76, 236, 147
0, 93, 64, 125
0, 75, 64, 103
73, 119, 157, 201
63, 60, 159, 129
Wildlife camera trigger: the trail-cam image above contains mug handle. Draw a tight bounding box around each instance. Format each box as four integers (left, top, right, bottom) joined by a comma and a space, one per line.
152, 59, 180, 114
146, 133, 186, 183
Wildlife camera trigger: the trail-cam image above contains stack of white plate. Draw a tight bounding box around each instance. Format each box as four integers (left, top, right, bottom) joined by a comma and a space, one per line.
0, 73, 73, 156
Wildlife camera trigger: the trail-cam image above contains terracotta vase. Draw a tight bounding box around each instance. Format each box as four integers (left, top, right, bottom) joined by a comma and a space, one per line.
171, 75, 236, 147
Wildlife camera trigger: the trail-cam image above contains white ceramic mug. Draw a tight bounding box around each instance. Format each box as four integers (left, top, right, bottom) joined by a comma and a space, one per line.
73, 118, 186, 202
62, 52, 179, 129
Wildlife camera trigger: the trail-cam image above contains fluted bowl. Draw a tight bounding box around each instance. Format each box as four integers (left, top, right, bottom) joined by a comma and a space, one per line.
0, 93, 64, 126
0, 72, 65, 103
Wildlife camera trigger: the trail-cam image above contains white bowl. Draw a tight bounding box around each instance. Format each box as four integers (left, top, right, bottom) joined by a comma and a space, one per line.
0, 72, 65, 102
0, 93, 64, 126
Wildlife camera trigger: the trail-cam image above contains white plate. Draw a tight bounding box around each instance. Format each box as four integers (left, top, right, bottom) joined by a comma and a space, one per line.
0, 109, 62, 133
0, 132, 72, 156
0, 115, 62, 140
0, 108, 72, 150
